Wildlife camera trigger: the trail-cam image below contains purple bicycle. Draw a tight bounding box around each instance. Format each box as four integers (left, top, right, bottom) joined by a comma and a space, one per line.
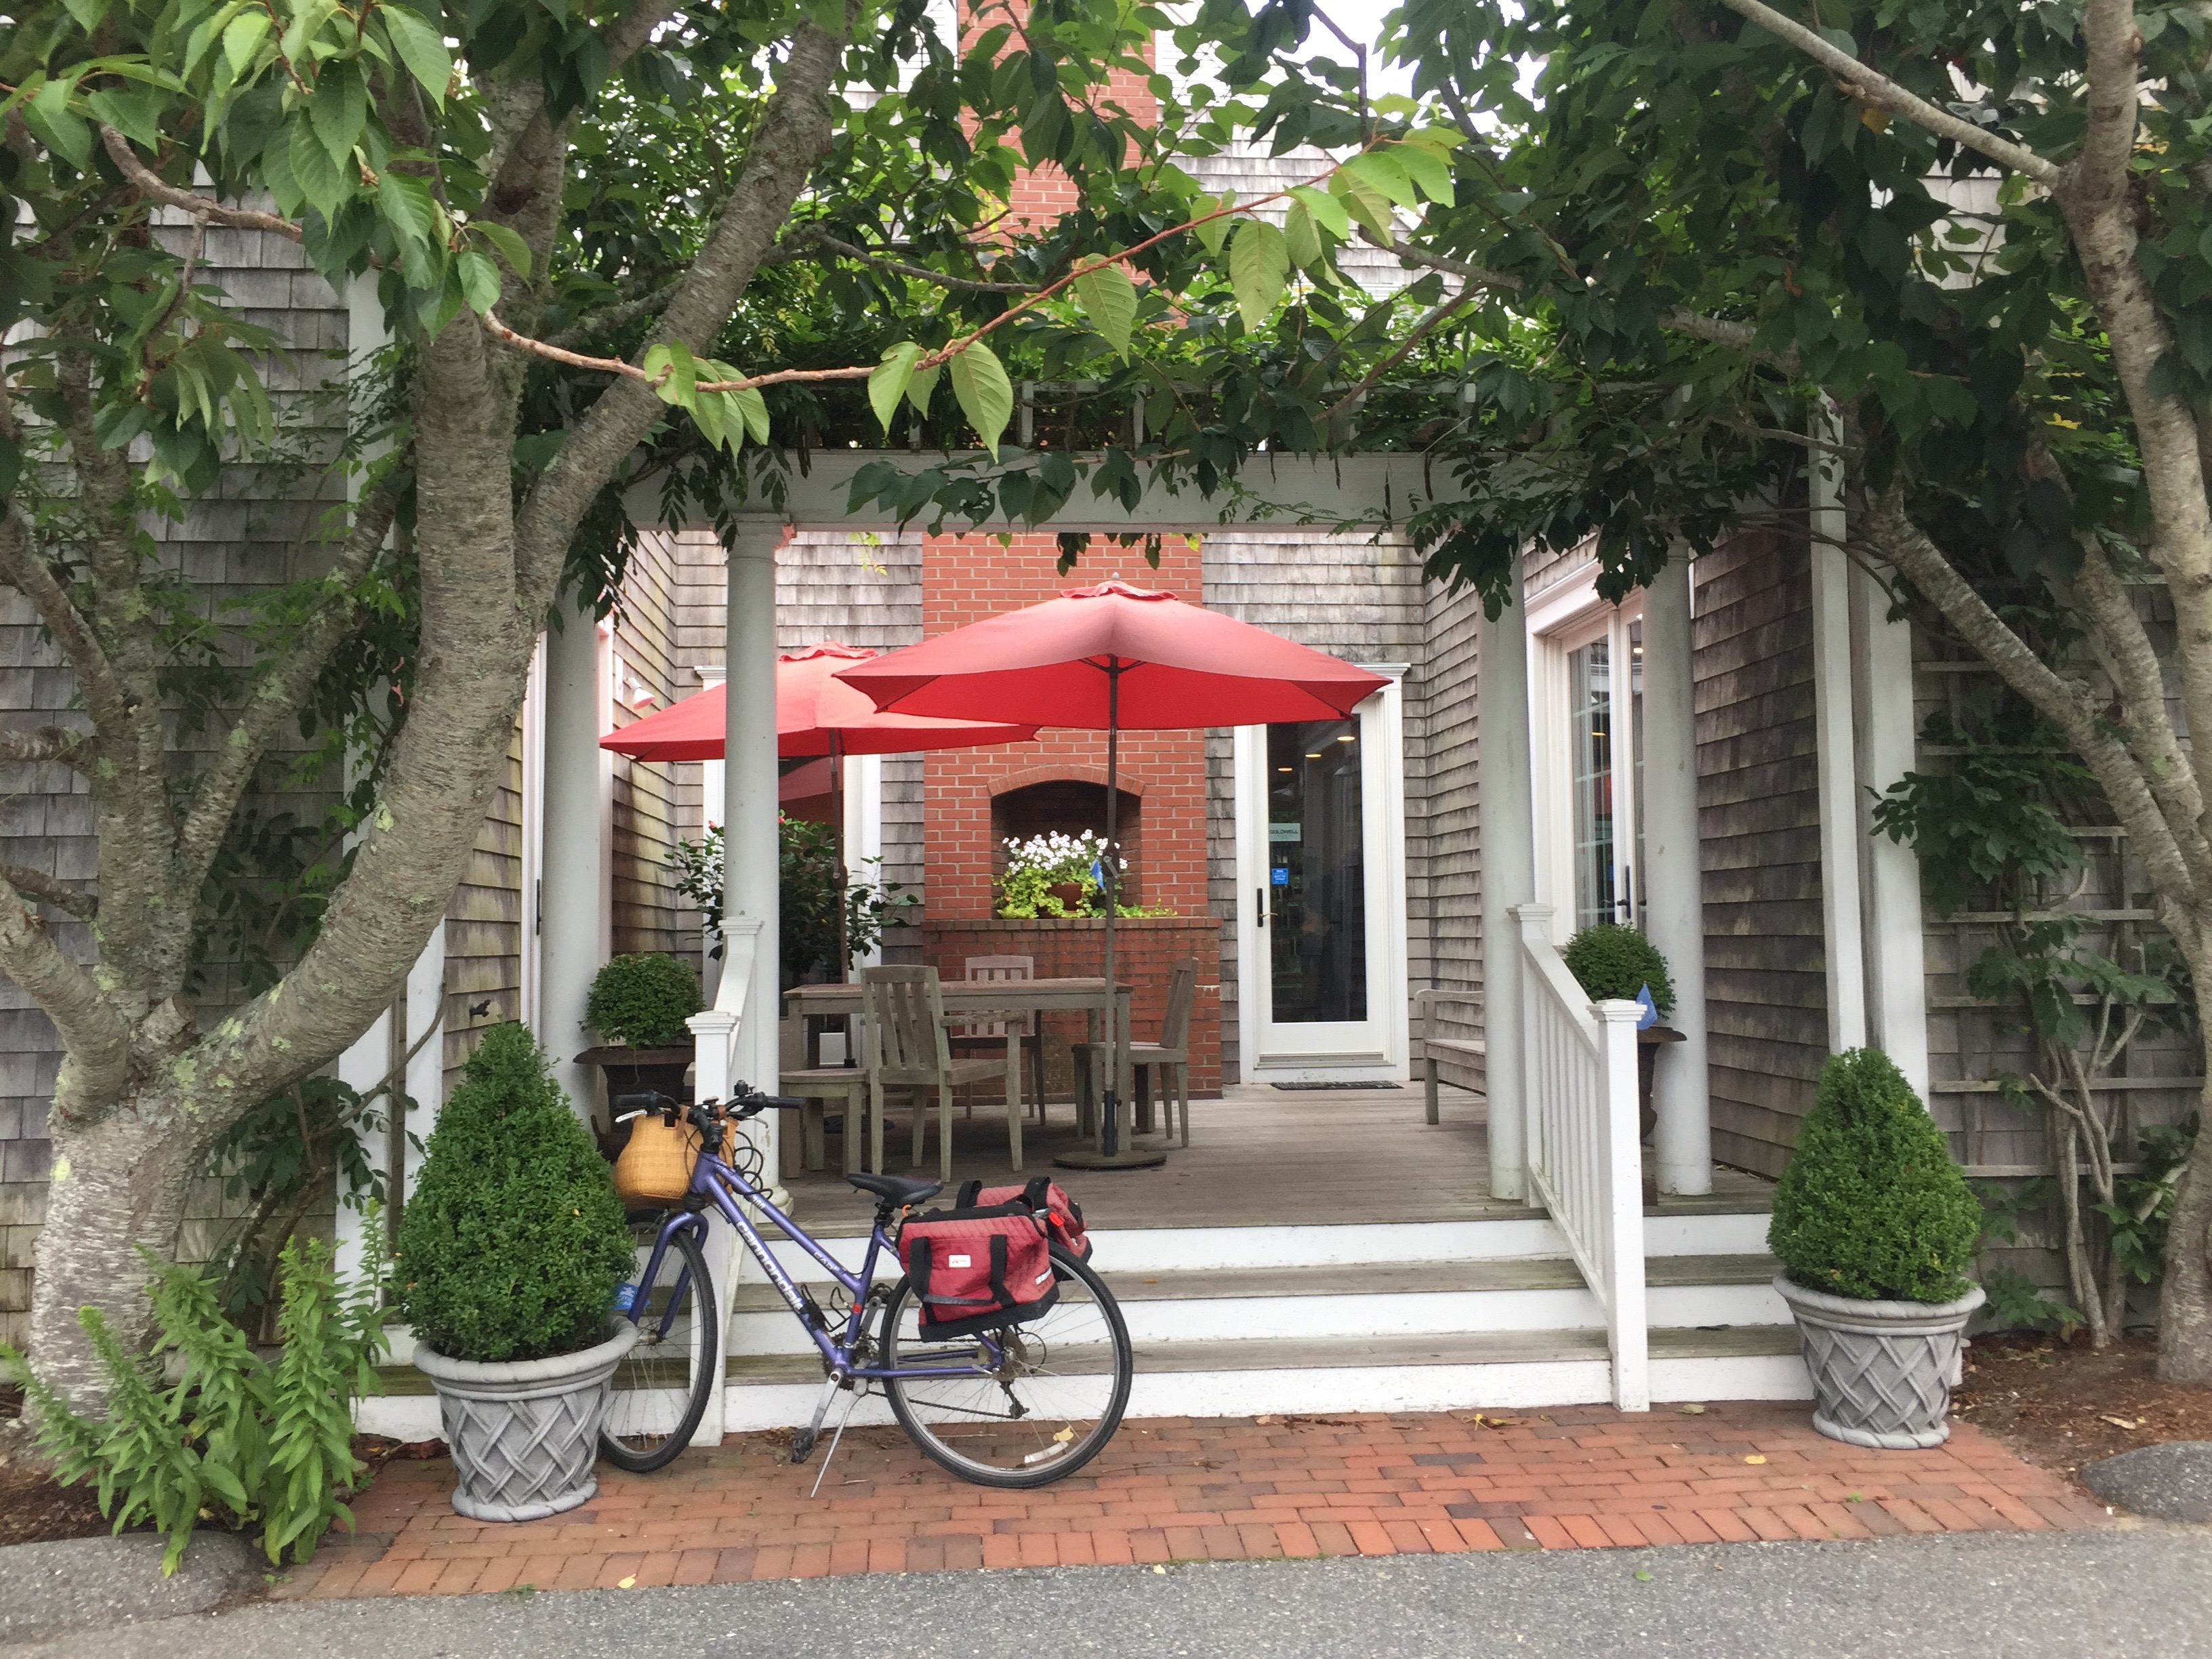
596, 1086, 1132, 1488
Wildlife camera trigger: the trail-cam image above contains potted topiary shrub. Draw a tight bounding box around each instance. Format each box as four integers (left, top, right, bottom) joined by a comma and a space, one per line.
577, 952, 703, 1155
1560, 922, 1683, 1141
398, 1023, 641, 1519
1768, 1048, 1986, 1449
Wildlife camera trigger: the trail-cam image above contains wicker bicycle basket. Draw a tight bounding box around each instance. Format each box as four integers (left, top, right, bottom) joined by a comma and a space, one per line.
613, 1111, 733, 1206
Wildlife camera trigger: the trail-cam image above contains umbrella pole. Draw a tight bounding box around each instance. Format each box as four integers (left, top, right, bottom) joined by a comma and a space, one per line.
832, 736, 850, 984
1055, 663, 1166, 1172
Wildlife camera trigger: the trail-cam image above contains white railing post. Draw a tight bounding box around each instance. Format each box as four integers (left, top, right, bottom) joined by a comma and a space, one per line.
1512, 903, 1555, 1185
684, 1004, 738, 1448
1595, 999, 1650, 1412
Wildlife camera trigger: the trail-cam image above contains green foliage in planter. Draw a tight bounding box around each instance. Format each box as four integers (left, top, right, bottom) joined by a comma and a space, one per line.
1769, 1048, 1982, 1303
1, 1232, 388, 1575
586, 952, 703, 1048
396, 1024, 634, 1363
1560, 923, 1674, 1017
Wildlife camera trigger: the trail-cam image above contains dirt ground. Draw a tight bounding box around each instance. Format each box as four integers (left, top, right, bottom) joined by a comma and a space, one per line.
1952, 1330, 2212, 1493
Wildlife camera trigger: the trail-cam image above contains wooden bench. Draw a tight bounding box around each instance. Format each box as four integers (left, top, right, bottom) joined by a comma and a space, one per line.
1412, 989, 1486, 1126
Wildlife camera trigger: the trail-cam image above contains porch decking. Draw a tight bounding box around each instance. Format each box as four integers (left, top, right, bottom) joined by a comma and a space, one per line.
781, 1083, 1776, 1236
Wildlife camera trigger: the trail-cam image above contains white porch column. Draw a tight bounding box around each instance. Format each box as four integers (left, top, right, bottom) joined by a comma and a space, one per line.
1853, 558, 1932, 1096
724, 516, 785, 1120
541, 602, 611, 1118
1478, 563, 1536, 1201
1641, 556, 1712, 1195
1809, 409, 1870, 1053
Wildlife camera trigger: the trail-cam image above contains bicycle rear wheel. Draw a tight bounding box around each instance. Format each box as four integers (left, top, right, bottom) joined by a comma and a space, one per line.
880, 1243, 1131, 1488
598, 1218, 717, 1473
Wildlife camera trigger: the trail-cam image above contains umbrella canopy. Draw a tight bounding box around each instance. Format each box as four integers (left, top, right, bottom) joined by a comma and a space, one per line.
598, 642, 1039, 761
832, 581, 1389, 729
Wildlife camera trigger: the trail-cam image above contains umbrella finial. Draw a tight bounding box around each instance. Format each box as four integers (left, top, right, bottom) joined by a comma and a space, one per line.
1061, 579, 1176, 602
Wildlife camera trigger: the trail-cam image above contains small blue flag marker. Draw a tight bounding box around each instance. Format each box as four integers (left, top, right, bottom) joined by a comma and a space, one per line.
1635, 985, 1659, 1031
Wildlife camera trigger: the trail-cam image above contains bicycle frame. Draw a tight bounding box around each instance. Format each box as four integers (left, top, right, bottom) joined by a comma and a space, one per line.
626, 1129, 1004, 1384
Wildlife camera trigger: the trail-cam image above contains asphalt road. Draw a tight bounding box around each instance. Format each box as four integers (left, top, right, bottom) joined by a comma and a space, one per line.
12, 1528, 2209, 1659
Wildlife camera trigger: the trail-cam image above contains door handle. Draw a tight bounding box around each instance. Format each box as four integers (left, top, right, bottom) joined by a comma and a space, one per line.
1618, 864, 1633, 921
1256, 886, 1266, 928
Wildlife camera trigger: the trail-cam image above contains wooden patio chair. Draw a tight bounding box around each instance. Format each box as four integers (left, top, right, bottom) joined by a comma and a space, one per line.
947, 954, 1049, 1124
860, 964, 1019, 1182
1074, 956, 1200, 1147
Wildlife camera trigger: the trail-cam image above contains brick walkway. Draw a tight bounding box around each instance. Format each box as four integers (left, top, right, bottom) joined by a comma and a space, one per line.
279, 1404, 2106, 1601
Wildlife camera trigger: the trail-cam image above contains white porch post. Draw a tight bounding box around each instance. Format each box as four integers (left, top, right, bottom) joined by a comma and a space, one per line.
1479, 563, 1535, 1200
1810, 407, 1870, 1054
1852, 560, 1931, 1097
1641, 556, 1711, 1195
540, 602, 611, 1117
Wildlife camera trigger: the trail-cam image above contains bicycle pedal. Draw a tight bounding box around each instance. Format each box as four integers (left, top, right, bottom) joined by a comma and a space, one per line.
790, 1427, 817, 1465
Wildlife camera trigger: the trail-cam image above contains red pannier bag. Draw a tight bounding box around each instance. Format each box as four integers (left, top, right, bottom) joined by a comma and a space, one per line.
897, 1202, 1059, 1339
956, 1174, 1092, 1263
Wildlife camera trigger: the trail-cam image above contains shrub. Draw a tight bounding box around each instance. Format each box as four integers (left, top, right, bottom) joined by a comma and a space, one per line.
396, 1024, 635, 1363
585, 952, 702, 1048
1561, 923, 1675, 1017
1, 1233, 388, 1575
1769, 1048, 1982, 1303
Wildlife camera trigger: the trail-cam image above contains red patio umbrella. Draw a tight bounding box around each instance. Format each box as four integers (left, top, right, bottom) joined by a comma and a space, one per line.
838, 581, 1390, 1168
602, 643, 1038, 975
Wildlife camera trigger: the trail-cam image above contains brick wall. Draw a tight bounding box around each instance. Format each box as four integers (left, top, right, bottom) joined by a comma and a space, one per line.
922, 916, 1224, 1097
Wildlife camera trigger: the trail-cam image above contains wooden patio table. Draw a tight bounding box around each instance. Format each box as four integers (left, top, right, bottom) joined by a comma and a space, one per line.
782, 977, 1136, 1170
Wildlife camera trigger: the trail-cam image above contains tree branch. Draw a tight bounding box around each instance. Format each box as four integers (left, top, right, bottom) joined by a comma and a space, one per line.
98, 127, 304, 241
1325, 291, 1477, 424
173, 487, 398, 890
0, 863, 97, 920
788, 228, 1043, 293
544, 282, 681, 352
1713, 0, 2062, 185
0, 725, 91, 770
0, 505, 128, 735
0, 878, 129, 1114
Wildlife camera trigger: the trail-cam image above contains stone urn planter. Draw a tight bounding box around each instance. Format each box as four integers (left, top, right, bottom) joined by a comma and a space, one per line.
1635, 1025, 1685, 1143
1774, 1276, 1986, 1449
413, 1323, 640, 1520
575, 1045, 693, 1160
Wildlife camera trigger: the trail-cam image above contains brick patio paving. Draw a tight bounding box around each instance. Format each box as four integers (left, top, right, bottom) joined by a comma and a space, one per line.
277, 1403, 2106, 1601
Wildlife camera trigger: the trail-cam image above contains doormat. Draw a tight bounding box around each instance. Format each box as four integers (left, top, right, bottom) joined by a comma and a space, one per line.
1270, 1080, 1402, 1090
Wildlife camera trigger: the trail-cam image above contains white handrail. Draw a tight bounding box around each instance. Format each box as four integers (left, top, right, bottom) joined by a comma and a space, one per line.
1513, 904, 1650, 1412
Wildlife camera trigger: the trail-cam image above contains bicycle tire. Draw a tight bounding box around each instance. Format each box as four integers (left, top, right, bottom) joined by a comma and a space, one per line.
598, 1220, 717, 1473
879, 1242, 1132, 1488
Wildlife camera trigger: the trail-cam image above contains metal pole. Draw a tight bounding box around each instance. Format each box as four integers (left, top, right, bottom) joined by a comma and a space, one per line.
1101, 671, 1119, 1155
832, 735, 850, 983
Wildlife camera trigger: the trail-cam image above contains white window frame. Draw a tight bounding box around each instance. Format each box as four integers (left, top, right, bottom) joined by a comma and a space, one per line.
1232, 665, 1409, 1081
1527, 562, 1647, 935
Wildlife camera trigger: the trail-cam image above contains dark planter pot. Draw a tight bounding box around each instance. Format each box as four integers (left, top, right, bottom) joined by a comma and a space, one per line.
576, 1045, 694, 1161
1048, 882, 1089, 914
1635, 1025, 1685, 1144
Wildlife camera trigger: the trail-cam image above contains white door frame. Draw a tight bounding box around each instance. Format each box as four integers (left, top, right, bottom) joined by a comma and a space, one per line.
1527, 564, 1646, 935
1233, 665, 1409, 1081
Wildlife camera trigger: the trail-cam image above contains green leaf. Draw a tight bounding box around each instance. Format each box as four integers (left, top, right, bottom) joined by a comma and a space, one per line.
642, 340, 697, 406
1284, 199, 1323, 270
61, 0, 110, 33
85, 87, 162, 151
1332, 170, 1395, 245
377, 4, 452, 108
1389, 140, 1454, 205
223, 10, 270, 77
309, 58, 368, 168
471, 220, 532, 281
1343, 150, 1418, 209
949, 340, 1014, 457
376, 169, 438, 254
26, 80, 93, 173
907, 361, 941, 415
287, 117, 346, 221
869, 341, 922, 434
729, 385, 770, 445
1191, 193, 1232, 255
1289, 184, 1349, 238
1073, 262, 1137, 358
456, 249, 501, 314
1228, 218, 1289, 331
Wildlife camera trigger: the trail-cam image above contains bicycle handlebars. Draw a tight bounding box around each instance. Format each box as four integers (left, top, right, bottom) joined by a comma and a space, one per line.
611, 1086, 808, 1132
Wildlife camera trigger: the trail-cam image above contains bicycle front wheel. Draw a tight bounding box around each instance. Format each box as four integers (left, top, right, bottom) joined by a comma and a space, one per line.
598, 1218, 718, 1473
880, 1243, 1131, 1488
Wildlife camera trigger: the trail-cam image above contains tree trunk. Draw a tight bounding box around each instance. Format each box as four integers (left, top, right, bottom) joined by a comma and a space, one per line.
24, 1107, 198, 1412
2158, 1073, 2212, 1384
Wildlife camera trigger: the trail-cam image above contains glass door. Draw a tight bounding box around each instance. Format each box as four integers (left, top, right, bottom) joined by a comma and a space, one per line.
1236, 682, 1405, 1072
1535, 604, 1646, 935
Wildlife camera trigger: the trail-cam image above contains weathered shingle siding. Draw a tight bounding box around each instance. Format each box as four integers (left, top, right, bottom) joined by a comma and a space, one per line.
1202, 530, 1431, 1082
1422, 573, 1484, 1089
1694, 529, 1829, 1176
611, 532, 688, 960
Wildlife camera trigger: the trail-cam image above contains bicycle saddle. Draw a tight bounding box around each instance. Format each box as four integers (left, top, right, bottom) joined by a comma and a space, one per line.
847, 1172, 943, 1208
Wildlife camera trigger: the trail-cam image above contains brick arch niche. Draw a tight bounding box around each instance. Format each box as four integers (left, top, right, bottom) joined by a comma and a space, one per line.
991, 778, 1144, 907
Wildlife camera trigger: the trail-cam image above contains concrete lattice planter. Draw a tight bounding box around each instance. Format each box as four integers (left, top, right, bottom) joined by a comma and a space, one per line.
1774, 1275, 1986, 1450
413, 1324, 640, 1521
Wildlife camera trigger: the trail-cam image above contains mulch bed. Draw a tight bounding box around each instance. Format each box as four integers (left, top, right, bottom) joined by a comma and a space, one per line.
1952, 1330, 2212, 1496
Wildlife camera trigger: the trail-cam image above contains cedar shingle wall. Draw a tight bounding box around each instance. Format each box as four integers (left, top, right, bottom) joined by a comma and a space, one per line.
611, 533, 687, 958
1422, 573, 1484, 1089
1695, 530, 1829, 1175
